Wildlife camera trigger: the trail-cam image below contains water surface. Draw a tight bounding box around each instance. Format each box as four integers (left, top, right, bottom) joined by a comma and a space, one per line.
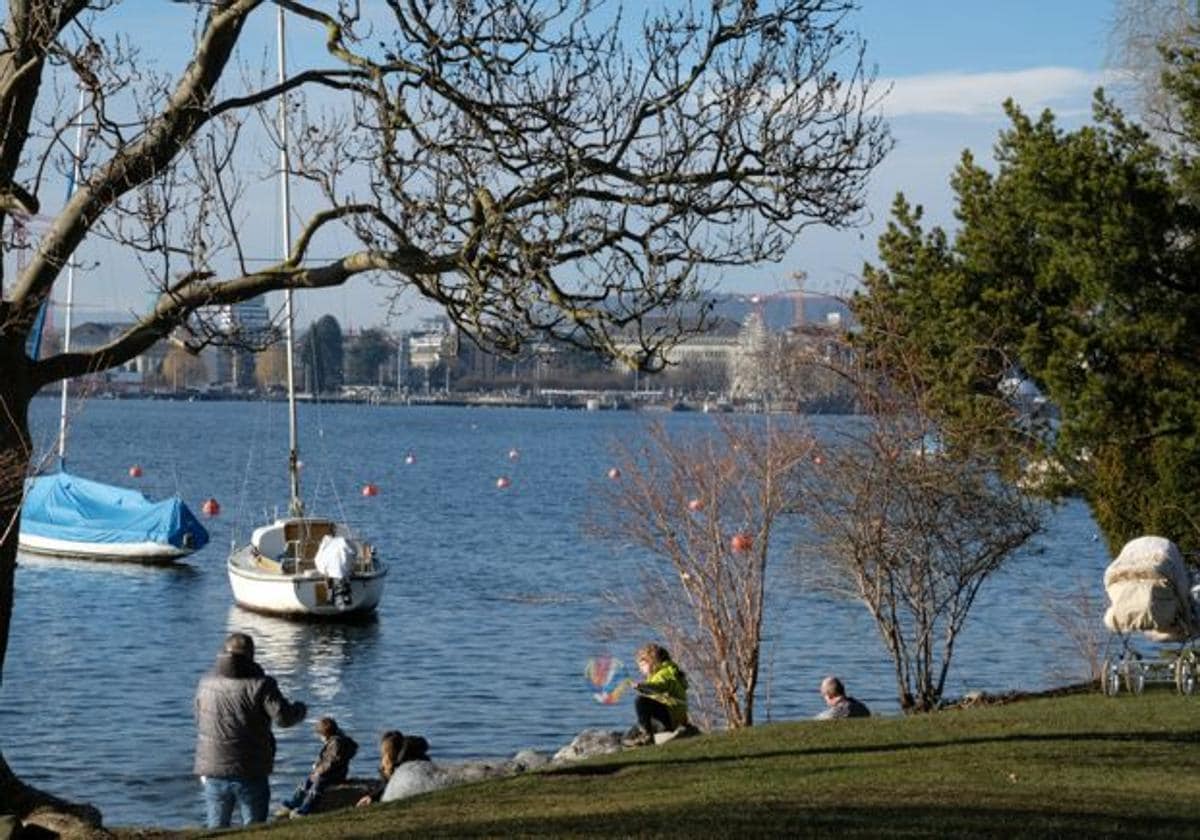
1, 399, 1110, 827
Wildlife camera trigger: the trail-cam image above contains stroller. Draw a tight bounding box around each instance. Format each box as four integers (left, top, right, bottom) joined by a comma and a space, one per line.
1101, 535, 1200, 695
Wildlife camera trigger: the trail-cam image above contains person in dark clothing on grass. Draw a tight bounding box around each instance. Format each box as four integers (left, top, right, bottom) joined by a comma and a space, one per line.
815, 675, 871, 719
280, 716, 359, 817
193, 632, 307, 829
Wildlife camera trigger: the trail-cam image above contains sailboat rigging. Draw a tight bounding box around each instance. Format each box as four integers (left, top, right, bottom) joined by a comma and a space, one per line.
19, 91, 209, 563
225, 8, 387, 618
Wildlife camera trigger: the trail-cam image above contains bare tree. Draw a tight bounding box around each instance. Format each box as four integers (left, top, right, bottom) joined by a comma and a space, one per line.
1107, 0, 1199, 139
794, 337, 1045, 712
0, 0, 888, 818
160, 344, 209, 390
594, 420, 815, 729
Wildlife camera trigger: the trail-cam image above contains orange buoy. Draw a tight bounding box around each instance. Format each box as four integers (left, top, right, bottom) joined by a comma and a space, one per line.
128, 465, 143, 478
201, 498, 220, 517
730, 533, 753, 554
361, 483, 379, 497
607, 467, 621, 480
496, 476, 512, 489
687, 498, 703, 513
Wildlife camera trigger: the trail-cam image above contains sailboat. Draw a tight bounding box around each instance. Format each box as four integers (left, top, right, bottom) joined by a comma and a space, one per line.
225, 9, 386, 618
19, 94, 209, 564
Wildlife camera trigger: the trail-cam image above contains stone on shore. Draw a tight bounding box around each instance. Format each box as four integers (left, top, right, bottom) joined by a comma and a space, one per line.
310, 727, 680, 812
510, 749, 550, 772
552, 729, 623, 762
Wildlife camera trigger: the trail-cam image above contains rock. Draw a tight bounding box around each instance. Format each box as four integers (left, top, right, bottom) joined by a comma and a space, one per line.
21, 806, 107, 840
444, 761, 506, 785
381, 760, 448, 802
310, 780, 374, 813
510, 749, 550, 772
551, 729, 623, 762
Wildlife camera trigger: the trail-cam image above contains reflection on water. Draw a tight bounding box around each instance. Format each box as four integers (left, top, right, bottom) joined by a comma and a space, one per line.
225, 607, 379, 704
17, 551, 202, 579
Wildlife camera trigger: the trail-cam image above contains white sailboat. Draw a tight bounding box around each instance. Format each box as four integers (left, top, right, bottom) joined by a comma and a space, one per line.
226, 9, 386, 618
19, 92, 208, 563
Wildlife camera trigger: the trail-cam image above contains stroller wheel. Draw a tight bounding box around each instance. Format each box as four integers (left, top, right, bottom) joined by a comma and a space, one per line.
1176, 656, 1197, 695
1122, 654, 1146, 695
1101, 657, 1121, 696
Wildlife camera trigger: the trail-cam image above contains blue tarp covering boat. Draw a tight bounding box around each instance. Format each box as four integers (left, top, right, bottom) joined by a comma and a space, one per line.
20, 471, 209, 560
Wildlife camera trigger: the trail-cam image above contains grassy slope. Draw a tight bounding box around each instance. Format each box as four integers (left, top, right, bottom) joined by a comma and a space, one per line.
176, 691, 1200, 838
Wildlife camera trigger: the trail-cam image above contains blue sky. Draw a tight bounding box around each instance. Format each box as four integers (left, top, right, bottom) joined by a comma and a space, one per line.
780, 0, 1116, 298
64, 0, 1119, 329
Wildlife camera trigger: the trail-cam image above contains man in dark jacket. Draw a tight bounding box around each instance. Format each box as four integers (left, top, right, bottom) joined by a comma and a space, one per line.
194, 632, 307, 828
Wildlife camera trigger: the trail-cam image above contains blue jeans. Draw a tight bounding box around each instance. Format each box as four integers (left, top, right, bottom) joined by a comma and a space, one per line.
202, 775, 270, 828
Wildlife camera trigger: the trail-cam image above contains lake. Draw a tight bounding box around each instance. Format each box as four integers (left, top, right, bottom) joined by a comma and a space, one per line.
0, 398, 1112, 828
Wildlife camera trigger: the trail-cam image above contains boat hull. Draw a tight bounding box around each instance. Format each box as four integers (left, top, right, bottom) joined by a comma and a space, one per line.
18, 532, 192, 563
228, 546, 387, 619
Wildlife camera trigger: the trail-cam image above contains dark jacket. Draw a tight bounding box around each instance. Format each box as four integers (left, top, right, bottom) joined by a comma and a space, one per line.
193, 652, 307, 778
816, 695, 871, 719
312, 730, 358, 784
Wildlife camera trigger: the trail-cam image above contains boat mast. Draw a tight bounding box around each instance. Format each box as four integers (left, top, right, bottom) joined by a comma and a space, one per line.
278, 7, 302, 516
57, 87, 87, 469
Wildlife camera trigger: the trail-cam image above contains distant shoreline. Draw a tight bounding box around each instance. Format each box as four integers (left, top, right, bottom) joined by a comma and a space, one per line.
32, 389, 846, 414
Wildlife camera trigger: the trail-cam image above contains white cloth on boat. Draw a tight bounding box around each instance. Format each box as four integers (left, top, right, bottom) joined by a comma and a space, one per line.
314, 534, 355, 580
1103, 535, 1197, 642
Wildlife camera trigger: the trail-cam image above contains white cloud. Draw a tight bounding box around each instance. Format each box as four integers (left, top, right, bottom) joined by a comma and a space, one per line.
879, 67, 1113, 118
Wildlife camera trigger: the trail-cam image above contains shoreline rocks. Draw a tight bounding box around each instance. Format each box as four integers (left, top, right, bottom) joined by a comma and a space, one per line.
312, 726, 682, 813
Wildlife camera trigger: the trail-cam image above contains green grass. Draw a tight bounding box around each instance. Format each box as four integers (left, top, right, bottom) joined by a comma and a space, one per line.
151, 690, 1200, 838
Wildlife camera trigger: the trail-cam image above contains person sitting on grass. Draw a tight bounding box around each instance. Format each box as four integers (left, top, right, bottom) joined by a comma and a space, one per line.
815, 676, 870, 719
280, 716, 358, 817
356, 730, 432, 807
623, 643, 690, 746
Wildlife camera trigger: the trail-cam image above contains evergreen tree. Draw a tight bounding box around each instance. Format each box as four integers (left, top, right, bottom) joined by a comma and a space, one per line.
859, 87, 1200, 554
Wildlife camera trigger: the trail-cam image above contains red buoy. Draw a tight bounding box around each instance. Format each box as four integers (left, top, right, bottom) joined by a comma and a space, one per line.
607, 467, 621, 480
361, 483, 379, 497
687, 498, 703, 513
128, 465, 143, 478
201, 498, 220, 517
496, 476, 512, 489
730, 533, 753, 554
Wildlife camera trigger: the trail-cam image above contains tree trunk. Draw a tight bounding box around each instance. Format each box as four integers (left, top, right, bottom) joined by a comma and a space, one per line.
0, 337, 34, 681
0, 345, 103, 830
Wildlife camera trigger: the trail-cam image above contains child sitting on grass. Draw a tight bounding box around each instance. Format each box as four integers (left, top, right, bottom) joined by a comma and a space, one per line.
280, 716, 358, 817
623, 643, 690, 746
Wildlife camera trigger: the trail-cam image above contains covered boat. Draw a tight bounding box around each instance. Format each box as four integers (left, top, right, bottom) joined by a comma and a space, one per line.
20, 471, 209, 562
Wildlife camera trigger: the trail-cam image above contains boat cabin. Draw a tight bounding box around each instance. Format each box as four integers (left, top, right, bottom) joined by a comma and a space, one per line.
250, 518, 374, 575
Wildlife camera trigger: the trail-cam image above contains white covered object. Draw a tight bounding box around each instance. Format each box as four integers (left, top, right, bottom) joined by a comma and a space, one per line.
314, 534, 355, 579
1103, 535, 1196, 641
